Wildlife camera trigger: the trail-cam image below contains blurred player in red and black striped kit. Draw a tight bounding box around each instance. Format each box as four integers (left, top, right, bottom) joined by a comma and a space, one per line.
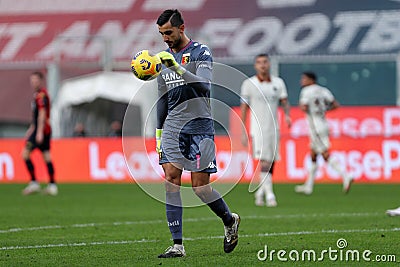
21, 71, 58, 196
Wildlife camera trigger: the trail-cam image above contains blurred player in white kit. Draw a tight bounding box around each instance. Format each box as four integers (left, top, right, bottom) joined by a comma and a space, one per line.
295, 71, 353, 195
240, 54, 291, 207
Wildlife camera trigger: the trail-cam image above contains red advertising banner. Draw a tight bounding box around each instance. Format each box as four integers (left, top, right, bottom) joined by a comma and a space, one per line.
0, 137, 254, 184
235, 106, 400, 183
1, 106, 400, 184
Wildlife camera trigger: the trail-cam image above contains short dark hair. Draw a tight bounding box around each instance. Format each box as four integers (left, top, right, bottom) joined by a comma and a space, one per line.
156, 9, 184, 27
303, 71, 317, 81
31, 71, 44, 80
255, 53, 269, 61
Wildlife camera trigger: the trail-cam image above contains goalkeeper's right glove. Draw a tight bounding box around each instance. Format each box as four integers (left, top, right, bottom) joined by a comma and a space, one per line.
157, 51, 186, 76
156, 128, 163, 155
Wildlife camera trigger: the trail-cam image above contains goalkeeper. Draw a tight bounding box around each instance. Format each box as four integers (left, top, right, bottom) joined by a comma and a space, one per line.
154, 9, 240, 258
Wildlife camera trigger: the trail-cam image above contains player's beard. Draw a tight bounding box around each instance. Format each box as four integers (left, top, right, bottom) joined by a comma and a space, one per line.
167, 36, 182, 49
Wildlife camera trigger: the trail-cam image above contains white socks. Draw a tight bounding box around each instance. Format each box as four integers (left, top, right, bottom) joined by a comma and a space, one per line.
305, 162, 317, 188
305, 157, 348, 188
255, 172, 274, 200
327, 157, 348, 180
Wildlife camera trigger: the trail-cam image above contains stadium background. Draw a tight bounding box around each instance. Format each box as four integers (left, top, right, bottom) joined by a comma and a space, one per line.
0, 0, 400, 184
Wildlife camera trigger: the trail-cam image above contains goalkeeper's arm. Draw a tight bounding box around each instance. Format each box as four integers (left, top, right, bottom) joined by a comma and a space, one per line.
156, 77, 168, 153
156, 91, 168, 129
181, 67, 211, 93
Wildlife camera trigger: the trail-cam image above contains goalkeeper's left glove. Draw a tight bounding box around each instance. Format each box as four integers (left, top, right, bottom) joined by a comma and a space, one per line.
156, 128, 163, 155
157, 51, 186, 76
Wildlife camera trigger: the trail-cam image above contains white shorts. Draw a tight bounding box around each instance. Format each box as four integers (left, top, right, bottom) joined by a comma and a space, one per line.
309, 122, 330, 154
251, 131, 280, 162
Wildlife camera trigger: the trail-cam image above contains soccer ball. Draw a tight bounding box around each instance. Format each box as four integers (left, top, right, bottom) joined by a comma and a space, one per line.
131, 50, 162, 81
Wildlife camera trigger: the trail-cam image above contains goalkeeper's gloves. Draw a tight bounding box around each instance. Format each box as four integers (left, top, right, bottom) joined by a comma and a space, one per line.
157, 51, 186, 76
156, 128, 163, 155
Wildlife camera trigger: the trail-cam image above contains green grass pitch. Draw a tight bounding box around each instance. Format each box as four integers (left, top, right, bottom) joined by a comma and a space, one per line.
0, 183, 399, 266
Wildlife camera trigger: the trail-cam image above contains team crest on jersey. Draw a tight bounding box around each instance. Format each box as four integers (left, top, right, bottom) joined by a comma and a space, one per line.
181, 53, 190, 65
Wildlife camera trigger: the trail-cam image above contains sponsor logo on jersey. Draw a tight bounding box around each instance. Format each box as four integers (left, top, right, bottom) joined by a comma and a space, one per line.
162, 72, 185, 89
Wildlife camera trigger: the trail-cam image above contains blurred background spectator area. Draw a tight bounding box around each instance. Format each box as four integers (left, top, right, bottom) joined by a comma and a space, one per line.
0, 0, 399, 137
